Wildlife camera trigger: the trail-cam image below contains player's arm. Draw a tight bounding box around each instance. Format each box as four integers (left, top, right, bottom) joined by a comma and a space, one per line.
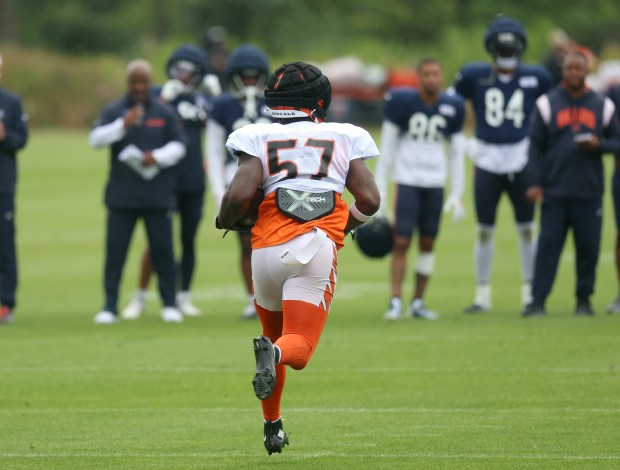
596, 98, 620, 154
443, 131, 467, 222
524, 99, 548, 203
0, 98, 28, 151
374, 119, 399, 214
344, 158, 381, 233
217, 152, 263, 229
205, 119, 227, 208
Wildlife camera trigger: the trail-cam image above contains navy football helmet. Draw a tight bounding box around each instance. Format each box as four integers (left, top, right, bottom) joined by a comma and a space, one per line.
166, 45, 209, 91
484, 16, 527, 70
355, 216, 393, 259
225, 45, 270, 98
265, 62, 332, 121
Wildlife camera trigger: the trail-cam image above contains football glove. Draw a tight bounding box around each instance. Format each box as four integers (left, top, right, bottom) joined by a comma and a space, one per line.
215, 216, 254, 237
161, 79, 185, 102
442, 195, 465, 223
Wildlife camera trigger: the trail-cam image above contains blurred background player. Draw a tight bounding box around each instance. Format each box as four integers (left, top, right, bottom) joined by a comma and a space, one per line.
122, 45, 211, 320
89, 60, 185, 324
206, 44, 273, 319
375, 58, 466, 321
0, 53, 29, 324
453, 15, 551, 313
201, 25, 229, 93
523, 51, 620, 316
605, 81, 620, 313
542, 29, 572, 87
216, 61, 380, 454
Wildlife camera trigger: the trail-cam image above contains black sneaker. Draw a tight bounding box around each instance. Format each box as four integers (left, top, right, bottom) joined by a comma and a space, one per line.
252, 336, 276, 400
575, 300, 595, 316
521, 304, 546, 317
463, 303, 489, 313
264, 419, 289, 455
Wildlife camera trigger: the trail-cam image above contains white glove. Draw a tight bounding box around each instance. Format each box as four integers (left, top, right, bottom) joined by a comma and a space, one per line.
161, 79, 185, 102
443, 195, 465, 223
202, 74, 222, 97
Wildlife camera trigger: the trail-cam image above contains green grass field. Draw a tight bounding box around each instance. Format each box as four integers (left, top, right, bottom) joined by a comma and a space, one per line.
1, 130, 619, 469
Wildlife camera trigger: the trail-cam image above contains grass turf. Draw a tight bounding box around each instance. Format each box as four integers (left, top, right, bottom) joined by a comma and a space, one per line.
0, 129, 619, 469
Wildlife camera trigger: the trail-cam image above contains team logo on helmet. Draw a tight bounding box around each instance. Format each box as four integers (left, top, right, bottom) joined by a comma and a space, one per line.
355, 216, 394, 258
265, 62, 332, 121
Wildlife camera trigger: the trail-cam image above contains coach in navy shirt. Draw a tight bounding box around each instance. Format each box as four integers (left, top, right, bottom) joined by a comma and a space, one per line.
0, 53, 28, 324
523, 51, 620, 317
89, 60, 186, 324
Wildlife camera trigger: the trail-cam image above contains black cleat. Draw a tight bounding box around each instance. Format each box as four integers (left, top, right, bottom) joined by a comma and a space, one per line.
463, 303, 489, 313
521, 303, 546, 317
575, 300, 595, 316
252, 335, 276, 400
264, 419, 289, 455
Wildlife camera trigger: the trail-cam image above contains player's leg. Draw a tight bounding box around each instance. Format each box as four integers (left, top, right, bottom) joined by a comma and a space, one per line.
97, 209, 138, 323
570, 198, 602, 315
525, 198, 569, 316
121, 248, 152, 320
465, 167, 502, 312
507, 170, 537, 307
176, 192, 204, 316
409, 187, 443, 320
251, 230, 335, 453
143, 209, 182, 322
607, 167, 620, 312
237, 230, 257, 319
0, 195, 17, 323
385, 185, 417, 320
251, 243, 292, 454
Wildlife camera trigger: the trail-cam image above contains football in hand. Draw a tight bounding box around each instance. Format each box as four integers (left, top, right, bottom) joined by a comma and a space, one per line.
238, 187, 265, 226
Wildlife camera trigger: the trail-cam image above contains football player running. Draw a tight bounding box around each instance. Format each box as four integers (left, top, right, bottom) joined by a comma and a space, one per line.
122, 45, 211, 320
375, 58, 466, 321
216, 62, 380, 454
454, 15, 551, 313
206, 45, 274, 319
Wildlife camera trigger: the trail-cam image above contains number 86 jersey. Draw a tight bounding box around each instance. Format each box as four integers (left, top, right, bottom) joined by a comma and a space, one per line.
226, 120, 379, 248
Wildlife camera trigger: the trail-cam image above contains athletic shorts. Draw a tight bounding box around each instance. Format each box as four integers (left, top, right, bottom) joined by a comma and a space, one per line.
394, 185, 443, 238
252, 228, 338, 312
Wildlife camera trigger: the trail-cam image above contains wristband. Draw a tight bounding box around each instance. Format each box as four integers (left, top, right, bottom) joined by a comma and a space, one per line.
350, 202, 372, 222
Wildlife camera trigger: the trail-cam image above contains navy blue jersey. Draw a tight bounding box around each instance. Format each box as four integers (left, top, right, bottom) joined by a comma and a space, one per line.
209, 92, 273, 165
526, 86, 620, 199
454, 62, 551, 144
0, 88, 28, 195
153, 86, 211, 193
384, 88, 465, 139
94, 95, 184, 210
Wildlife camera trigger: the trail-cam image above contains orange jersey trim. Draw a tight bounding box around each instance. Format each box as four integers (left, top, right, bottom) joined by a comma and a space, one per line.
252, 192, 348, 249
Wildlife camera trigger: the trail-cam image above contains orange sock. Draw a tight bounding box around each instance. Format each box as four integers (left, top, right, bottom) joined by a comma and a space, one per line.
276, 300, 328, 370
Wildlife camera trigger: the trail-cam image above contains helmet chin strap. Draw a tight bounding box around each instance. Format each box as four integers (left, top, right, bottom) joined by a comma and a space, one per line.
243, 86, 258, 120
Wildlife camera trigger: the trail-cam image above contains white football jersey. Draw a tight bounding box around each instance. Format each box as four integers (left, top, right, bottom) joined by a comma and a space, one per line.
226, 120, 379, 195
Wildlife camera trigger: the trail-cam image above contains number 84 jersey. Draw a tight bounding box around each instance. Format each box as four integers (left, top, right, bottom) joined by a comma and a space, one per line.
454, 62, 551, 144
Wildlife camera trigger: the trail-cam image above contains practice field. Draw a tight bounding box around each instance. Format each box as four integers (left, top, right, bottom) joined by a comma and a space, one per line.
1, 130, 619, 469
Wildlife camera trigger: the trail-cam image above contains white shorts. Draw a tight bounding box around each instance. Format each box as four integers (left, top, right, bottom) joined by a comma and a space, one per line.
252, 228, 338, 312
